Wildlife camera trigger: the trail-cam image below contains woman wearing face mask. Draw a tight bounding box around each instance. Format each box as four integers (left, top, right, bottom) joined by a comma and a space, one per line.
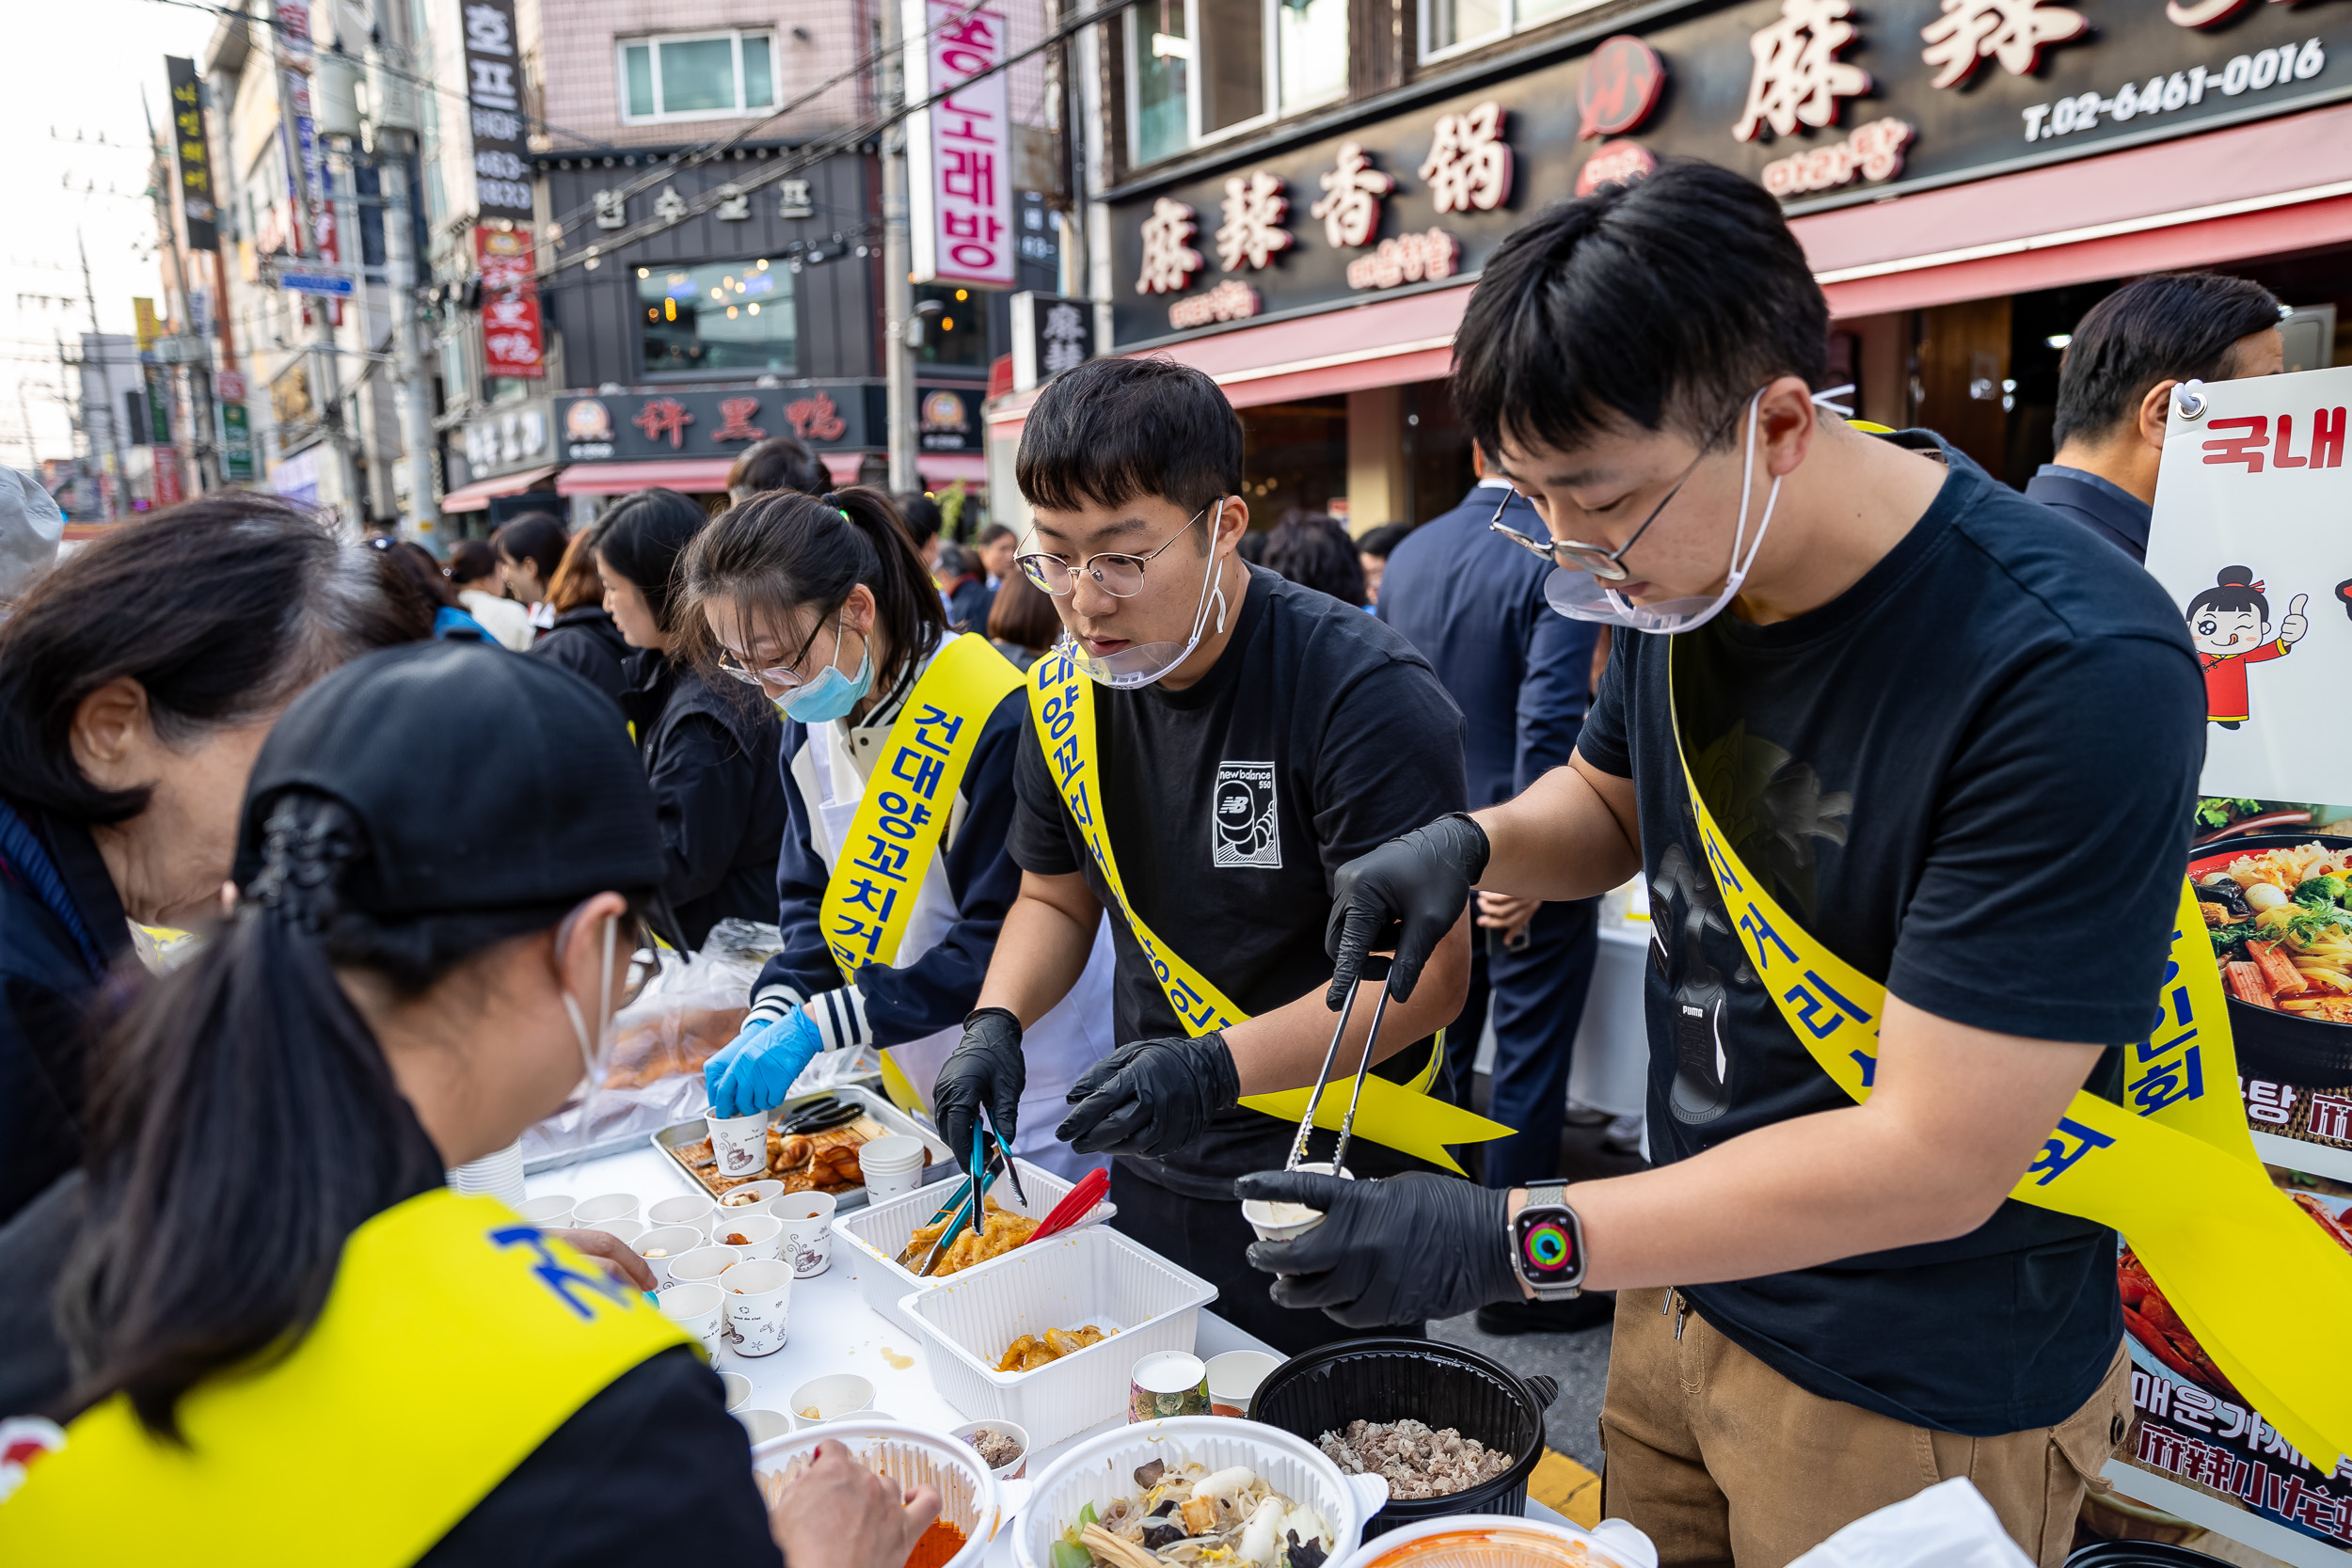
683, 487, 1113, 1180
3, 642, 944, 1565
594, 490, 788, 951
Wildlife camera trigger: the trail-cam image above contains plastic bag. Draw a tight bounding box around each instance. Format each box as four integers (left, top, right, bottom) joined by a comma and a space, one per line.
1785, 1479, 2033, 1568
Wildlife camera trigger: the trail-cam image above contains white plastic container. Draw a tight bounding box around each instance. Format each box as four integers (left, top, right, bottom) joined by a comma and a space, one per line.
834, 1157, 1117, 1334
752, 1419, 1002, 1568
1329, 1514, 1659, 1568
1014, 1417, 1390, 1568
901, 1226, 1216, 1448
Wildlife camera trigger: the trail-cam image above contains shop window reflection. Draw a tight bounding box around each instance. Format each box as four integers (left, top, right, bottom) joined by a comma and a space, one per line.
638, 259, 797, 375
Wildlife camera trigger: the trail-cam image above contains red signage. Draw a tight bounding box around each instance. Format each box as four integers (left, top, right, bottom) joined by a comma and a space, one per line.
475, 226, 545, 381
1577, 37, 1667, 139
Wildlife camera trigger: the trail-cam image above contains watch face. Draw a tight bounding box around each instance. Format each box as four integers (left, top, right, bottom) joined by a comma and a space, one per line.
1517, 1211, 1578, 1276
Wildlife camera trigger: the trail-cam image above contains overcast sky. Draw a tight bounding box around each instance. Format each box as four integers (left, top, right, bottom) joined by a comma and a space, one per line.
1, 0, 216, 467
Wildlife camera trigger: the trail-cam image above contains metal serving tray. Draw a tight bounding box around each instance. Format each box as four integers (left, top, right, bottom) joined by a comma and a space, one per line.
648, 1084, 958, 1212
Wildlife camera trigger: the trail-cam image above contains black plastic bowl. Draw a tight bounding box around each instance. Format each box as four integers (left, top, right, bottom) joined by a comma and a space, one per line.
2065, 1543, 2233, 1567
2188, 832, 2352, 1089
1246, 1337, 1560, 1538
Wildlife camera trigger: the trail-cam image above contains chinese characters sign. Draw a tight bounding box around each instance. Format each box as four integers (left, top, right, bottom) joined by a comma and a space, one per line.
165, 56, 217, 251
904, 0, 1015, 289
462, 0, 533, 220
475, 226, 544, 380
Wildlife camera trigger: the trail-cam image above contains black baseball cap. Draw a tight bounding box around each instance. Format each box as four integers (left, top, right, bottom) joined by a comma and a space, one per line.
234, 641, 667, 916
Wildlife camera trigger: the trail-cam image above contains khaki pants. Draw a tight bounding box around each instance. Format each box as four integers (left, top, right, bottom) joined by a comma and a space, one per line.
1597, 1287, 2133, 1567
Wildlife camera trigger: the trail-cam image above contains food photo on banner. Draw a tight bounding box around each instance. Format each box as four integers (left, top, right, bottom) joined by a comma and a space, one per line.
2119, 364, 2352, 1557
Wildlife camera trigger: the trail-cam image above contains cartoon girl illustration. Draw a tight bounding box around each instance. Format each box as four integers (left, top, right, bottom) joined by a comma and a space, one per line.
2185, 565, 2308, 729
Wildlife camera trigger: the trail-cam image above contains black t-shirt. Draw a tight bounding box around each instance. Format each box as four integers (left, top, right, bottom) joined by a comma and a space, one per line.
1009, 566, 1469, 1198
1576, 437, 2202, 1436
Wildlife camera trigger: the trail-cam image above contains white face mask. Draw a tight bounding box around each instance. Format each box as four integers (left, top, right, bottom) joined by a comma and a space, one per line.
1543, 386, 1852, 636
559, 913, 618, 1094
1067, 499, 1231, 689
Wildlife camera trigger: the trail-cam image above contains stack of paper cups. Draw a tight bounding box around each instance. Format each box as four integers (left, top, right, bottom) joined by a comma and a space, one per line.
858, 1135, 926, 1199
448, 1138, 529, 1209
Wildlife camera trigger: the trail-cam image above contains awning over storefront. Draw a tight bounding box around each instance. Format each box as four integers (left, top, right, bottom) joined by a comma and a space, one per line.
555, 458, 735, 497
822, 452, 866, 485
917, 453, 988, 485
439, 464, 560, 513
1800, 101, 2352, 319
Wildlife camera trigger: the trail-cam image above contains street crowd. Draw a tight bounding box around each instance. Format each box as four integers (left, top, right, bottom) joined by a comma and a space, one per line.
0, 161, 2281, 1564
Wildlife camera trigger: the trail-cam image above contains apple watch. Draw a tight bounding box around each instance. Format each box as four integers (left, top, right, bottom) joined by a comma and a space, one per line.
1509, 1182, 1587, 1301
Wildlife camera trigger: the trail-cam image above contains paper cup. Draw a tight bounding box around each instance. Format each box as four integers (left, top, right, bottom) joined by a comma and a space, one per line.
737, 1408, 792, 1445
951, 1419, 1031, 1481
707, 1109, 771, 1180
788, 1372, 875, 1428
1130, 1351, 1210, 1422
448, 1140, 528, 1206
657, 1281, 724, 1353
722, 1257, 795, 1357
719, 1372, 754, 1413
632, 1225, 705, 1290
773, 1191, 837, 1277
672, 1244, 743, 1291
714, 1179, 786, 1217
648, 1194, 717, 1237
573, 1193, 641, 1227
589, 1217, 645, 1245
709, 1212, 785, 1261
516, 1194, 577, 1227
858, 1134, 925, 1199
1206, 1350, 1282, 1418
1241, 1162, 1352, 1243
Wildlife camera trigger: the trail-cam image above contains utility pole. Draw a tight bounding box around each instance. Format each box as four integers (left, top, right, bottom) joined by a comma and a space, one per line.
77, 231, 131, 520
375, 146, 439, 544
882, 0, 917, 495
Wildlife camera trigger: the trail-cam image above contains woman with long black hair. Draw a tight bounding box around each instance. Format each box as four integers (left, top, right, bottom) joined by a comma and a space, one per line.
0, 641, 940, 1566
595, 490, 788, 949
682, 487, 1113, 1178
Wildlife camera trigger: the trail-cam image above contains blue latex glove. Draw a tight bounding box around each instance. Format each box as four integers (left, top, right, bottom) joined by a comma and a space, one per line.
705, 1010, 823, 1117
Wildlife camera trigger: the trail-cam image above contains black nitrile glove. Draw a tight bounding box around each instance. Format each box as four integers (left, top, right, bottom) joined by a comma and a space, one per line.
1324, 814, 1489, 1008
1056, 1032, 1240, 1159
1236, 1168, 1518, 1328
933, 1007, 1024, 1177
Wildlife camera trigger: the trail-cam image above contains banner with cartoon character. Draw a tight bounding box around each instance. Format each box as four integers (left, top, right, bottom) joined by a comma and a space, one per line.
2147, 364, 2351, 801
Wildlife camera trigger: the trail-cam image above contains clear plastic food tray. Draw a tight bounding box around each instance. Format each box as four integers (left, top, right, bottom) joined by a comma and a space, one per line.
647, 1085, 955, 1211
900, 1226, 1216, 1449
834, 1157, 1117, 1334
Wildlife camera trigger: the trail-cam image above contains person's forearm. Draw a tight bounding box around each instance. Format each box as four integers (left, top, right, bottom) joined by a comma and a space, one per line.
1223, 911, 1470, 1097
1471, 756, 1640, 902
975, 881, 1099, 1028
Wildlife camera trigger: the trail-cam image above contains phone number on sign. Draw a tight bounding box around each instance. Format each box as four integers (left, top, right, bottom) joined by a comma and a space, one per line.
2022, 39, 2326, 143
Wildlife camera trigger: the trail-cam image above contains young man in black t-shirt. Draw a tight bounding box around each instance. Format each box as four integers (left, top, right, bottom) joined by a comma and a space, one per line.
930, 356, 1471, 1354
1240, 162, 2205, 1562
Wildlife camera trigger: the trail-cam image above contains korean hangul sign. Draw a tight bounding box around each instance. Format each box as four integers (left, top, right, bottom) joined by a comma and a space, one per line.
461, 0, 534, 220
165, 56, 218, 251
2146, 364, 2352, 803
474, 226, 544, 380
902, 0, 1015, 289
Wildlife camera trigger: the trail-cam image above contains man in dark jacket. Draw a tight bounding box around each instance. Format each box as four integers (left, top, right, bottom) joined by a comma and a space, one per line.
1377, 458, 1608, 1334
2025, 272, 2283, 562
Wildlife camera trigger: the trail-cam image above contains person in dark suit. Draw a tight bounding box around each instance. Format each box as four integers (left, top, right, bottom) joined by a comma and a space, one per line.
1376, 451, 1608, 1334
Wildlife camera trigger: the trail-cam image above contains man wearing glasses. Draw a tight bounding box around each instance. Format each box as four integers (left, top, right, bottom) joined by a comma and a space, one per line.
930, 356, 1475, 1354
1239, 162, 2205, 1561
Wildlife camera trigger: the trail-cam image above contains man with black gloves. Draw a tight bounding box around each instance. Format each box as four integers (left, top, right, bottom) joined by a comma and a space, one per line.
1242, 163, 2204, 1565
930, 355, 1473, 1354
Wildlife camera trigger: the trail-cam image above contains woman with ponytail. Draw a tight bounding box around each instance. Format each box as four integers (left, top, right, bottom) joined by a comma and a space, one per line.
681, 487, 1113, 1179
594, 489, 789, 949
3, 641, 942, 1568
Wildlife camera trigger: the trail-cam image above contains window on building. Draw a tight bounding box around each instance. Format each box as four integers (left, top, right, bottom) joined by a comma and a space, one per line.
639, 258, 797, 375
618, 31, 778, 123
1422, 0, 1598, 60
914, 283, 988, 371
1126, 0, 1347, 167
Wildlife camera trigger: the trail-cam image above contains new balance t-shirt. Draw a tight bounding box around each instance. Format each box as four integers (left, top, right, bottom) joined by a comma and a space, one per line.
1576, 436, 2203, 1435
1009, 565, 1469, 1198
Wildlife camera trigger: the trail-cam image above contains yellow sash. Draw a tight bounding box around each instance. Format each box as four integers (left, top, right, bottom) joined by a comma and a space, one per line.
818, 633, 1025, 1112
1029, 639, 1512, 1175
1670, 645, 2352, 1471
0, 1191, 689, 1566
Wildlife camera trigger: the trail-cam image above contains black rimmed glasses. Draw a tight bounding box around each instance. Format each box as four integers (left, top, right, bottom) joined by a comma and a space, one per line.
1015, 502, 1213, 598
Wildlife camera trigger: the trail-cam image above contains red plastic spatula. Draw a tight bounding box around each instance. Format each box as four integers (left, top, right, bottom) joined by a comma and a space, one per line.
1024, 1166, 1111, 1244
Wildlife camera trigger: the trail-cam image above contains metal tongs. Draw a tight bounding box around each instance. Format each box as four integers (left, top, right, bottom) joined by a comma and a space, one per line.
1283, 953, 1394, 1175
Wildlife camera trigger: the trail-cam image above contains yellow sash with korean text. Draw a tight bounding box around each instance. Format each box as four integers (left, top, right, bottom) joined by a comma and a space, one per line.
821, 634, 1025, 1110
1029, 639, 1512, 1176
1670, 644, 2352, 1471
